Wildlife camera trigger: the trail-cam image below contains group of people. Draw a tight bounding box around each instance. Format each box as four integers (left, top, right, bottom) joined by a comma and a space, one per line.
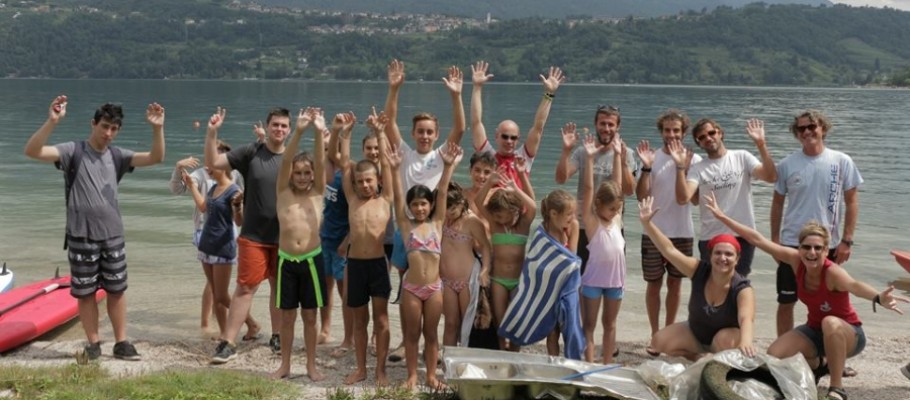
23, 59, 909, 398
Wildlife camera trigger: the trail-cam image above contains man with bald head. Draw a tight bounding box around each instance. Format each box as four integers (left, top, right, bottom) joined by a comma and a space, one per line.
470, 61, 564, 187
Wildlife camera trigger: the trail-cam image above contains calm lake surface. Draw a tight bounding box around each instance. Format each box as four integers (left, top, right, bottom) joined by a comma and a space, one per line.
1, 79, 908, 338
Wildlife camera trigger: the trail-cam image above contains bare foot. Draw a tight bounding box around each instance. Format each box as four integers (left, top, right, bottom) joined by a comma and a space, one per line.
344, 369, 367, 385
426, 377, 448, 391
242, 323, 262, 342
404, 375, 418, 391
375, 371, 389, 386
331, 345, 352, 358
308, 369, 325, 382
268, 367, 290, 380
317, 332, 330, 345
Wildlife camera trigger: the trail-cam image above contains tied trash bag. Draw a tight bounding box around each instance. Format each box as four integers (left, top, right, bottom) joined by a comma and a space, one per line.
669, 349, 817, 400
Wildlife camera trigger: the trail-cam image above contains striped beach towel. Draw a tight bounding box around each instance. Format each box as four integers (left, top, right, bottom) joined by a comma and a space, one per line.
498, 225, 585, 359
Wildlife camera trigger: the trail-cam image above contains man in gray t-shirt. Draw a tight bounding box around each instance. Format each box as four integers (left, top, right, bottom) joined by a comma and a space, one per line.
24, 96, 166, 361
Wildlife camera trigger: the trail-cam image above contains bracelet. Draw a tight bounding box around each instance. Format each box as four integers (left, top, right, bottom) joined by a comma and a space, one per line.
676, 165, 687, 170
544, 92, 555, 99
872, 294, 881, 313
640, 167, 652, 173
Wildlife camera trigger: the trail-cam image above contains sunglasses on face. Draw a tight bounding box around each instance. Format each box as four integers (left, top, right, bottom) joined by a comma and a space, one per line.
796, 124, 818, 133
500, 134, 519, 142
799, 244, 826, 252
695, 130, 719, 142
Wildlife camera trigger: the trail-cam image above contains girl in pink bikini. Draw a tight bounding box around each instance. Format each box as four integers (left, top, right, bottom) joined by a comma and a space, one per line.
386, 141, 462, 390
440, 182, 492, 348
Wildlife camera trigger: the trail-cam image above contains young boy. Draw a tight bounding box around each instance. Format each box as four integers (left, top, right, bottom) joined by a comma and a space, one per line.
269, 107, 328, 381
340, 112, 395, 386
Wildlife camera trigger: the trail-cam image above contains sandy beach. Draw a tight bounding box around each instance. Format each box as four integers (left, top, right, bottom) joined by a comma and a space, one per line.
2, 249, 909, 399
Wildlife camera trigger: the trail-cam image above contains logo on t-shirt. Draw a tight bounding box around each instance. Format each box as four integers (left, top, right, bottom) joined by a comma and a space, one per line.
820, 301, 832, 313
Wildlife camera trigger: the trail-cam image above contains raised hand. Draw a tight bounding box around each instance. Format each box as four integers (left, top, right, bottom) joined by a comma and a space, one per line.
296, 107, 315, 132
561, 122, 578, 150
745, 118, 766, 146
208, 107, 226, 130
176, 156, 199, 171
667, 140, 691, 169
48, 95, 67, 123
146, 102, 165, 128
637, 140, 655, 168
180, 169, 194, 187
252, 120, 265, 142
366, 108, 388, 133
638, 196, 660, 224
383, 143, 402, 169
387, 59, 405, 89
702, 191, 726, 219
514, 156, 528, 174
611, 135, 625, 155
338, 111, 356, 133
440, 142, 463, 166
471, 61, 494, 85
497, 165, 518, 189
443, 66, 463, 94
311, 108, 327, 133
582, 134, 600, 157
540, 66, 565, 94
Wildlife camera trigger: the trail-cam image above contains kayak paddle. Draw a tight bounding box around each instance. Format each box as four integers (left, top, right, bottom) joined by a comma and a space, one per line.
0, 271, 70, 317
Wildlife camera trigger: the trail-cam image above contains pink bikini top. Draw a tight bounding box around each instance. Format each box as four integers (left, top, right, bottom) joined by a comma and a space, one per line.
407, 230, 442, 254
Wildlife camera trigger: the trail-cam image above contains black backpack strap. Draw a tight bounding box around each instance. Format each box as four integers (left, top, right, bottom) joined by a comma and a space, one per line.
108, 146, 134, 183
56, 141, 86, 250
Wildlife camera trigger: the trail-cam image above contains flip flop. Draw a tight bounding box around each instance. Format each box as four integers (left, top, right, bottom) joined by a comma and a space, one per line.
842, 366, 858, 378
645, 347, 660, 357
241, 333, 262, 342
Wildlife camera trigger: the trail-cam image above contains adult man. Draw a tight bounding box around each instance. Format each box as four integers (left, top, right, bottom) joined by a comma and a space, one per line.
674, 118, 777, 277
635, 109, 702, 353
772, 110, 861, 337
472, 60, 564, 188
555, 105, 636, 269
205, 106, 291, 363
24, 95, 166, 361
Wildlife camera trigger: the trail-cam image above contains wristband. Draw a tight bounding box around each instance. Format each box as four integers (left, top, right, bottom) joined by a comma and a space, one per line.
873, 294, 881, 312
676, 165, 687, 171
640, 167, 652, 173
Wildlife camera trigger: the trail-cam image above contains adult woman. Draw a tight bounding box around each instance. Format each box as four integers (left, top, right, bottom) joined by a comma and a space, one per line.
704, 192, 908, 400
638, 196, 756, 360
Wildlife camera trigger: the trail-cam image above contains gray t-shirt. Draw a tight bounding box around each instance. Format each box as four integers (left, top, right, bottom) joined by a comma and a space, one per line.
569, 145, 637, 218
54, 141, 135, 241
227, 142, 281, 244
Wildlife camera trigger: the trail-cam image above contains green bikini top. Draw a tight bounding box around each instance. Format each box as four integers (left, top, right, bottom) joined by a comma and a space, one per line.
491, 233, 528, 246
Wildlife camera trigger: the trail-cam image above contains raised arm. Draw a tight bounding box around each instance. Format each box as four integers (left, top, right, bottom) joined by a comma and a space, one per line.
383, 59, 406, 148
580, 132, 601, 233
385, 143, 409, 231
277, 107, 315, 195
204, 107, 232, 171
312, 109, 328, 194
182, 169, 207, 213
745, 118, 776, 183
326, 114, 344, 167
619, 142, 635, 196
555, 123, 579, 184
24, 95, 67, 162
523, 66, 565, 158
470, 61, 493, 151
669, 140, 697, 205
638, 197, 700, 277
372, 111, 395, 205
130, 103, 166, 167
501, 166, 538, 227
442, 66, 466, 147
635, 140, 656, 201
169, 157, 200, 195
433, 143, 464, 224
703, 191, 798, 266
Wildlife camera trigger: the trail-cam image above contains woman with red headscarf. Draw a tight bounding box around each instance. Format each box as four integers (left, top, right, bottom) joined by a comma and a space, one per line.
638, 196, 756, 360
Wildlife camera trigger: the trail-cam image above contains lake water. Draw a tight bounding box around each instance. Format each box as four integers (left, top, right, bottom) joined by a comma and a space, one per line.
1, 79, 908, 339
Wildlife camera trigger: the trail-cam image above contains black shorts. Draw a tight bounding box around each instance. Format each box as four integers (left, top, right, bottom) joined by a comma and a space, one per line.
277, 248, 327, 310
347, 257, 392, 308
777, 247, 836, 304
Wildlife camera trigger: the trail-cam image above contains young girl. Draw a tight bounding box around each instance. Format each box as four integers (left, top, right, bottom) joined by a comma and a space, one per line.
386, 141, 462, 390
578, 130, 626, 364
475, 160, 536, 351
441, 182, 491, 348
498, 189, 584, 359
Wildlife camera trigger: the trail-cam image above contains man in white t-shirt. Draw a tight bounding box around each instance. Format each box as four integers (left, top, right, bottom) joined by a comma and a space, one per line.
771, 110, 862, 337
471, 60, 564, 189
675, 118, 777, 277
634, 109, 701, 354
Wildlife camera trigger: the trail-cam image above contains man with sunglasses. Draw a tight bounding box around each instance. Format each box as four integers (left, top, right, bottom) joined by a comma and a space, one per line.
471, 61, 564, 189
674, 118, 777, 277
772, 110, 862, 339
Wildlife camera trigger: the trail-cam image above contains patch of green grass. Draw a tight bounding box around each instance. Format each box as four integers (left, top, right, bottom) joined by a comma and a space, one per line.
324, 384, 457, 400
0, 364, 299, 400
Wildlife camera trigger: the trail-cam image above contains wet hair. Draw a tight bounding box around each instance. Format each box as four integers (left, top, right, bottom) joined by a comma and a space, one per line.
789, 110, 832, 137
470, 152, 497, 169
691, 118, 724, 143
292, 151, 313, 168
266, 107, 291, 125
407, 184, 437, 216
594, 181, 622, 210
594, 105, 622, 125
412, 112, 439, 132
216, 139, 231, 153
798, 221, 830, 248
656, 108, 690, 134
93, 103, 124, 126
354, 159, 378, 175
446, 181, 468, 216
540, 189, 575, 228
485, 189, 521, 215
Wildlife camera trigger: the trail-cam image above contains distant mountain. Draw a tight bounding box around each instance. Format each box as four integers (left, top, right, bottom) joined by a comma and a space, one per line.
255, 0, 834, 19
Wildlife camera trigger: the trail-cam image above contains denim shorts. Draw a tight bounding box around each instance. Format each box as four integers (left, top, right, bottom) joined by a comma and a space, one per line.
581, 285, 624, 300
795, 323, 866, 358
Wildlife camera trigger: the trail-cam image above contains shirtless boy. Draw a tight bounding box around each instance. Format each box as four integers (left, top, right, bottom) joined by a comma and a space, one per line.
270, 107, 329, 381
340, 112, 395, 385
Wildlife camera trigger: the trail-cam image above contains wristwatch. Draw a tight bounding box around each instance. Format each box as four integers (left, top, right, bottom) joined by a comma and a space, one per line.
841, 239, 854, 247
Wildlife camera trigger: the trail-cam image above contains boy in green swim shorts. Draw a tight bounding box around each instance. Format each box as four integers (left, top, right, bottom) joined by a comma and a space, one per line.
269, 107, 328, 381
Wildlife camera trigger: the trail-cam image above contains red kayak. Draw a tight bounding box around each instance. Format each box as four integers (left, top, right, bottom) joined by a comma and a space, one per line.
0, 275, 106, 353
892, 249, 910, 275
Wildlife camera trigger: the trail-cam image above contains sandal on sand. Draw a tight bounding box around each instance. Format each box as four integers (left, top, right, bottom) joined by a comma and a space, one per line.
388, 345, 405, 362
826, 386, 848, 400
242, 325, 262, 342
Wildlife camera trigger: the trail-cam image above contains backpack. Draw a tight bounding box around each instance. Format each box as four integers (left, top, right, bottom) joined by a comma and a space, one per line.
55, 141, 134, 248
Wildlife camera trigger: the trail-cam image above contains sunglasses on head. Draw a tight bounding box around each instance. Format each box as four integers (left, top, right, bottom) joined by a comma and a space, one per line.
597, 104, 620, 112
796, 124, 818, 133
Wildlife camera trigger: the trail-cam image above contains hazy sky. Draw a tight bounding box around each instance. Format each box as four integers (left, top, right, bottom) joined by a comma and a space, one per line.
834, 0, 910, 10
